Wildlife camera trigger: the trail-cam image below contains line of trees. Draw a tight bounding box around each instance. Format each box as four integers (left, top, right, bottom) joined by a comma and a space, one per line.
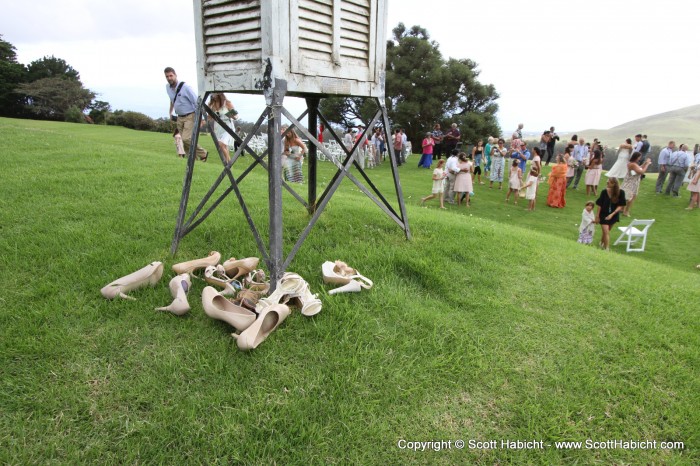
2, 24, 501, 144
0, 35, 218, 133
0, 35, 104, 123
0, 34, 179, 132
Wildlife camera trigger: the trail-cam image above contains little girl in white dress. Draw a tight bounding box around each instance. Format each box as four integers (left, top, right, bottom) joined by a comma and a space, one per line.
578, 201, 596, 244
420, 159, 447, 209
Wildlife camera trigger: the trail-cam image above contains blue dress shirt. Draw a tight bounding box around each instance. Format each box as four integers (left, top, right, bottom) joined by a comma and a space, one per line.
166, 81, 199, 116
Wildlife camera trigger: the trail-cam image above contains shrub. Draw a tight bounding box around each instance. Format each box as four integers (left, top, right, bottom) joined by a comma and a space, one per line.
107, 110, 155, 131
64, 106, 84, 123
153, 117, 174, 134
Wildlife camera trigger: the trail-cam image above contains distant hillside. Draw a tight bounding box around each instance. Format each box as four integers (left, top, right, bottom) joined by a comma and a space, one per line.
566, 104, 700, 146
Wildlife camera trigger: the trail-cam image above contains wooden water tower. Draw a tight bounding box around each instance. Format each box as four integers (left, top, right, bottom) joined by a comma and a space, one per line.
172, 0, 410, 286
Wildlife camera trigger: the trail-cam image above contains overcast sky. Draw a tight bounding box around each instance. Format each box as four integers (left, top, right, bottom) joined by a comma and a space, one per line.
2, 0, 698, 134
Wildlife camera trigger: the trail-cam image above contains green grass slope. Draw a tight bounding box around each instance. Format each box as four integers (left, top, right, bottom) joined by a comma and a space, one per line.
572, 104, 700, 145
0, 118, 698, 464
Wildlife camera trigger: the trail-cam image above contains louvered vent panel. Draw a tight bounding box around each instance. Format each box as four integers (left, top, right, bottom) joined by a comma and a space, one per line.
340, 0, 370, 65
202, 0, 262, 71
298, 0, 334, 61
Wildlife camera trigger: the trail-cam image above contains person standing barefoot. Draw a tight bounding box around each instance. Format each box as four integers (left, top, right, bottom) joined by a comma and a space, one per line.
685, 159, 700, 210
472, 140, 485, 184
420, 159, 447, 209
505, 159, 522, 205
523, 168, 539, 211
453, 153, 473, 207
489, 139, 507, 189
607, 138, 634, 180
595, 178, 627, 250
621, 152, 652, 216
585, 149, 603, 196
546, 155, 568, 208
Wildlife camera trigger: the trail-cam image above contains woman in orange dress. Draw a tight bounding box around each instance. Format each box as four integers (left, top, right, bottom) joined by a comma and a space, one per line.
547, 154, 568, 208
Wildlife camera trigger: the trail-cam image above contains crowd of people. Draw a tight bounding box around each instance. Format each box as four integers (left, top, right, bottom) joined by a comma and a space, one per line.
163, 72, 699, 249
418, 124, 700, 250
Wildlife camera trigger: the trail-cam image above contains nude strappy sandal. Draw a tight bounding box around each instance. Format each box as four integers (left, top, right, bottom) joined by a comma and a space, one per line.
155, 273, 191, 315
243, 269, 270, 295
101, 261, 164, 300
321, 261, 373, 289
203, 265, 241, 297
257, 272, 322, 316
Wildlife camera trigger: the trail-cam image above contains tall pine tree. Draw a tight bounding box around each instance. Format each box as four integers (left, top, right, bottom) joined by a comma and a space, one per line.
0, 35, 27, 117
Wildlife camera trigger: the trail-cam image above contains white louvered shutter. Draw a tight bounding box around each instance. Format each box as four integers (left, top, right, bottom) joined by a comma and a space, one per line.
201, 0, 263, 71
291, 0, 376, 81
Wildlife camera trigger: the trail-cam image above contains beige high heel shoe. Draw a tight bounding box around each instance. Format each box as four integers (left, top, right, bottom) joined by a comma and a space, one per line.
172, 251, 221, 275
101, 261, 164, 300
201, 286, 257, 332
256, 272, 322, 316
321, 261, 373, 289
222, 257, 259, 280
328, 280, 363, 295
232, 303, 291, 351
203, 266, 240, 297
155, 273, 191, 315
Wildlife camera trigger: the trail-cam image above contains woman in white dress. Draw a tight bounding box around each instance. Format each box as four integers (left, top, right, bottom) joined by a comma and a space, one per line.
282, 128, 307, 183
606, 138, 633, 179
489, 138, 508, 189
208, 93, 238, 163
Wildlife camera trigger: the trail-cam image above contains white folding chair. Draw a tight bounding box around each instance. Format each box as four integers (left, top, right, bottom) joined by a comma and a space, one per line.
613, 219, 655, 252
250, 135, 267, 155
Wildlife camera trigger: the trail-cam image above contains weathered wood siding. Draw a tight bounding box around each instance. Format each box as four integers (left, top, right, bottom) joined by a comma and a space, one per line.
193, 0, 386, 97
291, 0, 375, 81
201, 0, 263, 71
339, 0, 371, 64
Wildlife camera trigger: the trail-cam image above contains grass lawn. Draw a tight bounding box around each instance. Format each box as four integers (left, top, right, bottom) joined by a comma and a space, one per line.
0, 117, 698, 464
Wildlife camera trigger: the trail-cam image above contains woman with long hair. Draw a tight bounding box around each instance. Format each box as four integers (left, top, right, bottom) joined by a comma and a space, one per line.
489, 138, 507, 189
282, 127, 307, 183
620, 151, 652, 216
595, 178, 627, 250
207, 93, 238, 163
546, 154, 568, 208
585, 149, 604, 196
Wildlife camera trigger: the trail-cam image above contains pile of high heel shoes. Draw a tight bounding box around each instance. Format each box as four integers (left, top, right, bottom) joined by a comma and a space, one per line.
100, 252, 322, 351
